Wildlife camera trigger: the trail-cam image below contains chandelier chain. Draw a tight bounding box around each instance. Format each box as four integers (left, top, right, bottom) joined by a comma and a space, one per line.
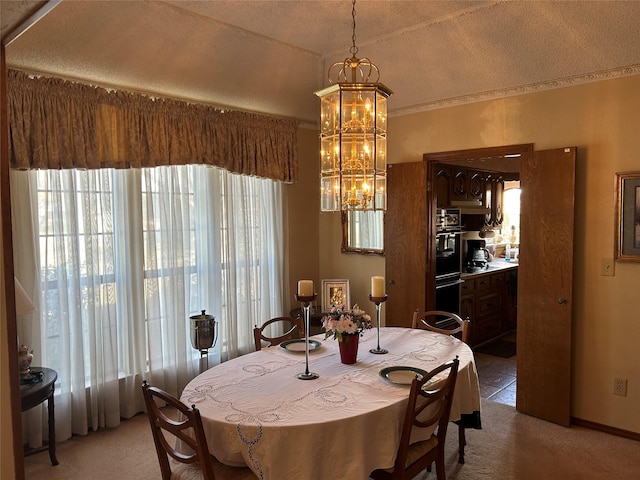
350, 0, 358, 57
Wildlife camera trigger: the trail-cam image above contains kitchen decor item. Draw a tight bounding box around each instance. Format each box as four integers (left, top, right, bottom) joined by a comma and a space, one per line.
190, 310, 217, 372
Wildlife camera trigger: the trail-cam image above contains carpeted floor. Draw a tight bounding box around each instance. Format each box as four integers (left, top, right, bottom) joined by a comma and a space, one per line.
24, 400, 640, 480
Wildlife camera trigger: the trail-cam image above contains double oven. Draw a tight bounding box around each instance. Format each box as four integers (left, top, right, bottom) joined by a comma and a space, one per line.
435, 208, 464, 321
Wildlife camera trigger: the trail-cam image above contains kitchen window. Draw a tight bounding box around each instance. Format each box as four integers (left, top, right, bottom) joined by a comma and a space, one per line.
502, 182, 521, 245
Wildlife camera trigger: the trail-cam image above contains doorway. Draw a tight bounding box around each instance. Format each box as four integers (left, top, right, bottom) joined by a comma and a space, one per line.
424, 144, 576, 426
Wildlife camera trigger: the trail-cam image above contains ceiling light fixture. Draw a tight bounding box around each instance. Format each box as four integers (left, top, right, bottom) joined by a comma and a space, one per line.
315, 0, 392, 211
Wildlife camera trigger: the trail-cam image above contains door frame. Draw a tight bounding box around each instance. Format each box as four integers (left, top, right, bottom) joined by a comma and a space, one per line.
424, 143, 576, 426
423, 144, 533, 311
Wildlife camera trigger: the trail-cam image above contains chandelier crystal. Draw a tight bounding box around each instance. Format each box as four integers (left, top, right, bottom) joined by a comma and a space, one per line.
315, 0, 392, 211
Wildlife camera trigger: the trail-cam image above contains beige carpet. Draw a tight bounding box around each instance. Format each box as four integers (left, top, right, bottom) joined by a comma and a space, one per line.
24, 400, 639, 480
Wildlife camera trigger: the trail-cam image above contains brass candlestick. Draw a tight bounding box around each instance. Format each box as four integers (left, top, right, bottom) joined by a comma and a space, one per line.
294, 293, 319, 380
369, 294, 388, 354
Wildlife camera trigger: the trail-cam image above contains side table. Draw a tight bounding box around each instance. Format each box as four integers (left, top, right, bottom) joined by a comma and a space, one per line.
20, 367, 59, 466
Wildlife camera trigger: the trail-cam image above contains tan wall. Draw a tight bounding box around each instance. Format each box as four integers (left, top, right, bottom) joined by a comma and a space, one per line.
299, 74, 640, 433
291, 128, 386, 316
285, 128, 322, 311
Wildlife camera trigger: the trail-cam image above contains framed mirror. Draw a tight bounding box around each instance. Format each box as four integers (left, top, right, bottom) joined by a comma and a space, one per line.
341, 210, 385, 255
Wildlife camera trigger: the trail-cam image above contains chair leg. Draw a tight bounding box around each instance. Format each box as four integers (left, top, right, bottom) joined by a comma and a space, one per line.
458, 422, 466, 464
435, 454, 446, 480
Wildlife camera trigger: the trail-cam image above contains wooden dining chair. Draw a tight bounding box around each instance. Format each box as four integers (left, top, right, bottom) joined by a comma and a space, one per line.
253, 316, 304, 351
370, 357, 460, 480
141, 381, 256, 480
411, 310, 470, 344
412, 310, 471, 464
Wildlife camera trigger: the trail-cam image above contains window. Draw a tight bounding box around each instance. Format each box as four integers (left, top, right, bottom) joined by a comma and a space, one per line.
14, 164, 283, 436
502, 182, 521, 245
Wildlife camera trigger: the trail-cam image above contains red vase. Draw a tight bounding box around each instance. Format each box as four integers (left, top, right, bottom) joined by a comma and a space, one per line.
339, 334, 360, 364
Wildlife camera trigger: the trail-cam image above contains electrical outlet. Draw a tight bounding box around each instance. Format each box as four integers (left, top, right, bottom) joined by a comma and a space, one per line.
601, 258, 615, 276
614, 378, 627, 396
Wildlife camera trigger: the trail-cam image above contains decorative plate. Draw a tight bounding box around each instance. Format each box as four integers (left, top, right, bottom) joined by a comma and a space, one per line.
279, 339, 322, 353
379, 366, 428, 385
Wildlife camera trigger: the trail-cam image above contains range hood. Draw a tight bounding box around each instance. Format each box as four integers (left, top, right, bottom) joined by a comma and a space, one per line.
450, 200, 490, 215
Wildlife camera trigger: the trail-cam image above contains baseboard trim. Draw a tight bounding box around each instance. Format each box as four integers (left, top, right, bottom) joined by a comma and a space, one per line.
571, 416, 640, 442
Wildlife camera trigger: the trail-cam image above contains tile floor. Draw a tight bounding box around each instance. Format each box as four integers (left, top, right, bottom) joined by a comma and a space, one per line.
473, 334, 517, 407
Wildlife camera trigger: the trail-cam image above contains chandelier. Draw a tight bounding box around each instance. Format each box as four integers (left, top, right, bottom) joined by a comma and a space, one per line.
315, 0, 392, 211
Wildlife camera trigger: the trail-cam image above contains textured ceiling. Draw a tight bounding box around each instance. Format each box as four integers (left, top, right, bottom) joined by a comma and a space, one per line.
3, 0, 640, 124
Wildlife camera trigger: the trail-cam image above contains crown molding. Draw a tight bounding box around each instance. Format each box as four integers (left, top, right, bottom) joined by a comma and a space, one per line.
390, 65, 640, 118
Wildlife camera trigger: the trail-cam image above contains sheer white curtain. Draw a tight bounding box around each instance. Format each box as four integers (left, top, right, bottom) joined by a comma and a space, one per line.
11, 165, 284, 446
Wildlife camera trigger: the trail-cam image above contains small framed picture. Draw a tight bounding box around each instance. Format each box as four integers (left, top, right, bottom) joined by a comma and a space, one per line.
321, 279, 350, 312
615, 172, 640, 262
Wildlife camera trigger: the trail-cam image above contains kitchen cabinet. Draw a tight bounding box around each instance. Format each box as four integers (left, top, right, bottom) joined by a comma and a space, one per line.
503, 269, 518, 331
435, 164, 452, 208
451, 168, 469, 203
460, 267, 517, 347
435, 162, 504, 227
484, 173, 504, 226
468, 170, 486, 201
449, 167, 485, 204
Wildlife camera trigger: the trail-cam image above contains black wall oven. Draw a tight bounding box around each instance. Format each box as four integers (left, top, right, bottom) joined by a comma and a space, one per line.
435, 232, 462, 279
435, 208, 463, 320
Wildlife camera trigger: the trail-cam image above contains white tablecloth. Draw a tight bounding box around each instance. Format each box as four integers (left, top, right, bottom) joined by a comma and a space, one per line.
180, 327, 481, 480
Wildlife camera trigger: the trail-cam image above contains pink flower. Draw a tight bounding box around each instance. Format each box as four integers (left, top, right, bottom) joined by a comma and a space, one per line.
321, 304, 373, 341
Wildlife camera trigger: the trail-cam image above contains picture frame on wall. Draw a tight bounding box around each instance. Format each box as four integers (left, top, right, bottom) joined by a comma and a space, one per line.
321, 279, 350, 312
614, 171, 640, 262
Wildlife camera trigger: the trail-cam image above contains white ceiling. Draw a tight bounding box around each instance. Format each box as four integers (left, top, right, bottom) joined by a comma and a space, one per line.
3, 0, 640, 125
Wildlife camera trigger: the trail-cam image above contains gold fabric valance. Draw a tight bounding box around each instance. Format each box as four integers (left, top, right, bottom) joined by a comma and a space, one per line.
7, 69, 298, 182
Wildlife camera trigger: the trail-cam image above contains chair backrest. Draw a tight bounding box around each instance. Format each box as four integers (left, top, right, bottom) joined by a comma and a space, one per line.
141, 380, 216, 480
253, 316, 304, 351
394, 357, 460, 478
412, 309, 470, 344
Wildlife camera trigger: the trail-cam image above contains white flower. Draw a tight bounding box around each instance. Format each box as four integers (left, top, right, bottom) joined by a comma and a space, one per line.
322, 304, 373, 341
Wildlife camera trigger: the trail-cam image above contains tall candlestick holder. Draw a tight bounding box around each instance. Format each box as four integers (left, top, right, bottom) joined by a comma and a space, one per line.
294, 293, 320, 380
369, 294, 388, 354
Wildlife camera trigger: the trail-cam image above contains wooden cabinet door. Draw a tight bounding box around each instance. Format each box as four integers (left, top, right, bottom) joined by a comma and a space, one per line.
450, 168, 468, 202
384, 161, 426, 327
494, 175, 504, 225
434, 163, 451, 208
468, 170, 486, 202
483, 173, 504, 226
484, 173, 494, 226
517, 147, 575, 426
503, 270, 518, 332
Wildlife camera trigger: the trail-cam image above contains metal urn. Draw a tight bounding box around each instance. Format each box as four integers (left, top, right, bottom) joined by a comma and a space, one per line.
190, 310, 217, 371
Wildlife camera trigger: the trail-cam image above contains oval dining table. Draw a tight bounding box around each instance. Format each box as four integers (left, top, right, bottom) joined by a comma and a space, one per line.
180, 326, 481, 480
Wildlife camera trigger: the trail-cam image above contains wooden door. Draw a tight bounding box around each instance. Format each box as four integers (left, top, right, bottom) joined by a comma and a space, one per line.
384, 161, 426, 327
516, 147, 576, 426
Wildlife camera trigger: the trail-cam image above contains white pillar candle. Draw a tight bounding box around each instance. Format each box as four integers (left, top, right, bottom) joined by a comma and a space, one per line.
371, 276, 385, 297
297, 280, 314, 297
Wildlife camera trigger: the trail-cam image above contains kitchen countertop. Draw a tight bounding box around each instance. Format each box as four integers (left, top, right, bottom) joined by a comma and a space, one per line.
461, 258, 519, 279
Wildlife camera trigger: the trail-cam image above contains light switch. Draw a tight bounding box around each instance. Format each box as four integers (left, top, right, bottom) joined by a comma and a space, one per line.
601, 258, 615, 276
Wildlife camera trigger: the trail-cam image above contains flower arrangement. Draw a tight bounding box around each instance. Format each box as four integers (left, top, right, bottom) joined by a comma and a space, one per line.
322, 304, 373, 342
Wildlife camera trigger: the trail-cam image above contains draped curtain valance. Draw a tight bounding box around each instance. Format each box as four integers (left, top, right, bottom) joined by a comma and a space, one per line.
7, 69, 298, 182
